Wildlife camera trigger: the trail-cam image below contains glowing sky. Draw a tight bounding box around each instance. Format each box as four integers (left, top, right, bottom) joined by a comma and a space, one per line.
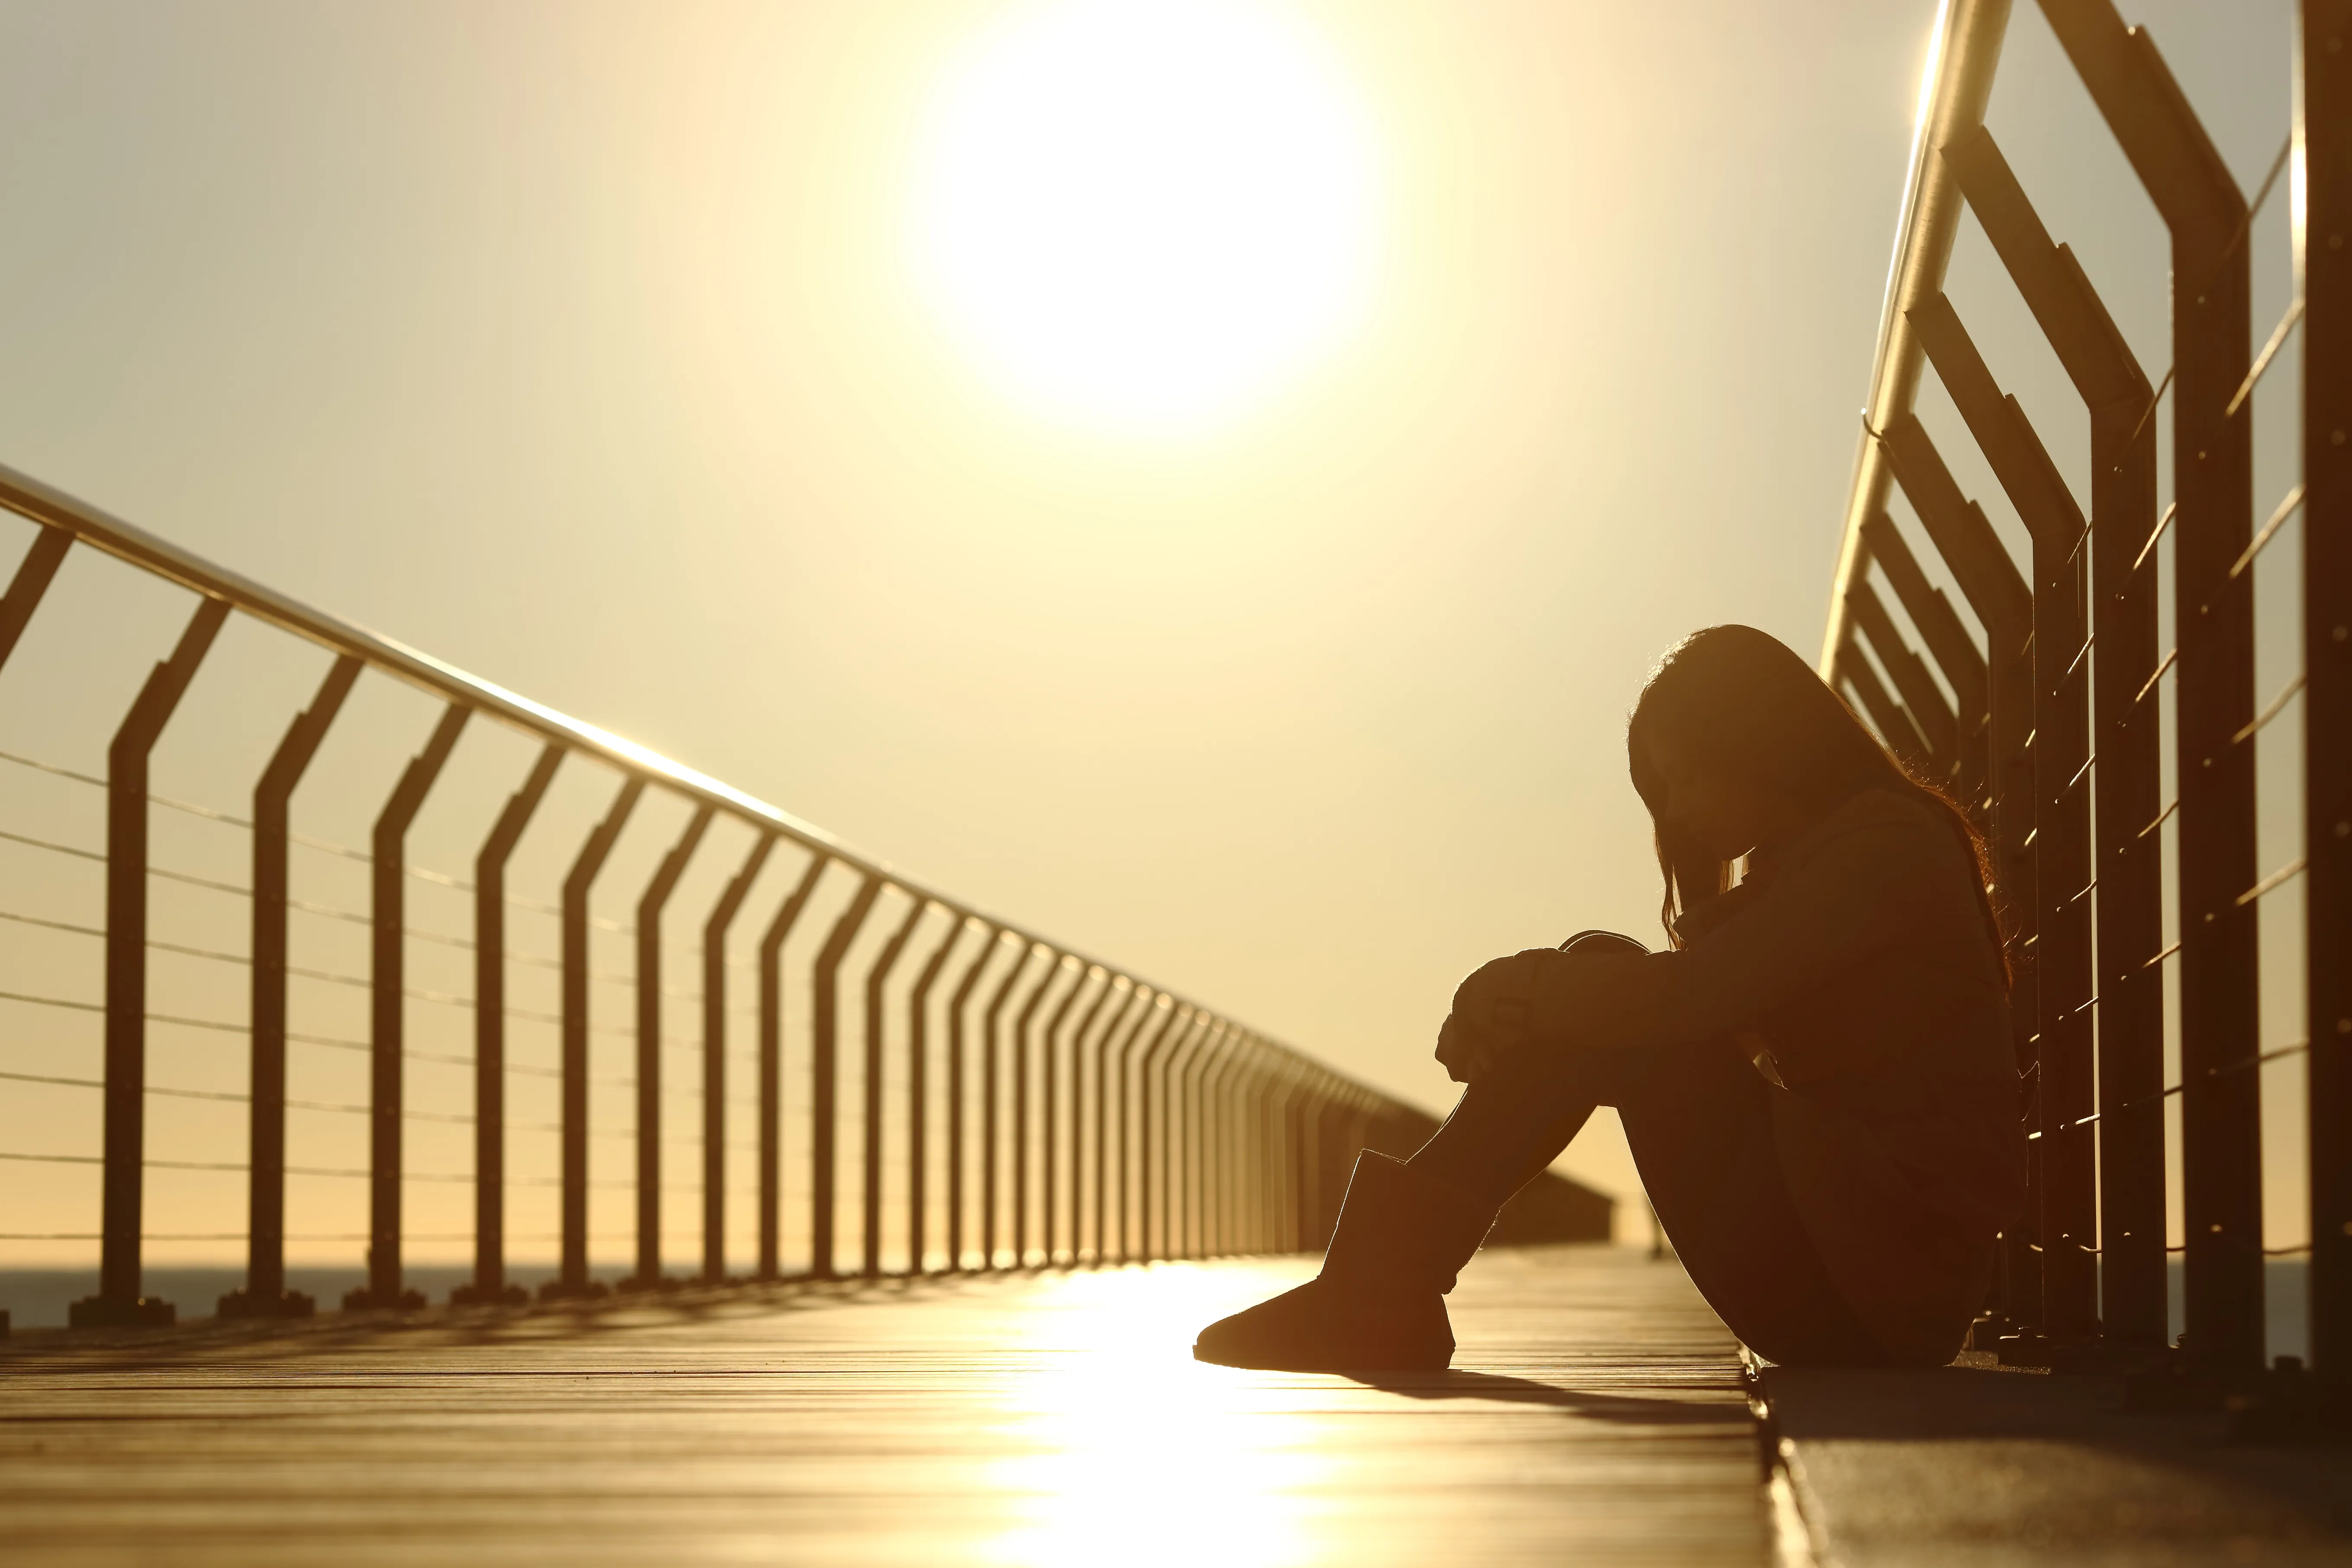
0, 0, 2302, 1232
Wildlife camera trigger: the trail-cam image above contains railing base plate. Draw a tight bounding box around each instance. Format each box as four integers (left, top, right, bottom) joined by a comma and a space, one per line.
2127, 1359, 2352, 1443
449, 1281, 530, 1308
536, 1279, 611, 1303
68, 1294, 175, 1328
339, 1286, 426, 1313
216, 1288, 316, 1320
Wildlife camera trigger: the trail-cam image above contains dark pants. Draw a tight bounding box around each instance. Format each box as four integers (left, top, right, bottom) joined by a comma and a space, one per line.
1406, 931, 1898, 1367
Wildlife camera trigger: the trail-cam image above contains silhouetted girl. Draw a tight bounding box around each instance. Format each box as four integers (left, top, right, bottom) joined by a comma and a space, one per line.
1195, 624, 2023, 1370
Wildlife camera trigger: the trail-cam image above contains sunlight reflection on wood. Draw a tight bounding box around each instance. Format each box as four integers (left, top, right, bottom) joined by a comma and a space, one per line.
0, 1246, 1762, 1566
988, 1265, 1335, 1568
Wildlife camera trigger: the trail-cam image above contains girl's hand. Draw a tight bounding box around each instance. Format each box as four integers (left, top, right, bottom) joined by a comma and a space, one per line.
1434, 949, 1557, 1084
1434, 944, 1653, 1083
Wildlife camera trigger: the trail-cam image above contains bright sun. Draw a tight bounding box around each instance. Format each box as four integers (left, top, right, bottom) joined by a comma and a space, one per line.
909, 0, 1381, 436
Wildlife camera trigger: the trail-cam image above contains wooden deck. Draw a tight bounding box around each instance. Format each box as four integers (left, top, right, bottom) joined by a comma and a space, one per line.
1767, 1360, 2352, 1566
0, 1244, 1765, 1566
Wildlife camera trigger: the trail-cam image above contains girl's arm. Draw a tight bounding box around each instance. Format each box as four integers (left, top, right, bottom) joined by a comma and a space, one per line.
1542, 796, 1956, 1049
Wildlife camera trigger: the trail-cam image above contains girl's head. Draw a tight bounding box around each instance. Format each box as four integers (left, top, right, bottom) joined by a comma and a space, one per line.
1627, 624, 2003, 967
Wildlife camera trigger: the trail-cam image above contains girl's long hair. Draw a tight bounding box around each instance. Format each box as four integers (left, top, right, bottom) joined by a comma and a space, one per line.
1626, 624, 2006, 983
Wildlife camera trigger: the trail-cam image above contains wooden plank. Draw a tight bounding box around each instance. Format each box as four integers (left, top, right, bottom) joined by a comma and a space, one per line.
1768, 1359, 2352, 1564
0, 1245, 1764, 1566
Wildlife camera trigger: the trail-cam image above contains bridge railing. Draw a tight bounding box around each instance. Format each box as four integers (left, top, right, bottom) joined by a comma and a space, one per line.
1822, 0, 2346, 1373
0, 461, 1500, 1329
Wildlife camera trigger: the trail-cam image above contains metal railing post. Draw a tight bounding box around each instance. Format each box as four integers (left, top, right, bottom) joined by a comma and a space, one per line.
942, 925, 1003, 1271
1940, 123, 2171, 1347
1878, 414, 2039, 901
755, 854, 828, 1279
1215, 1035, 1248, 1255
1230, 1035, 1258, 1253
546, 774, 643, 1300
2304, 0, 2352, 1379
699, 834, 774, 1284
1912, 295, 2100, 1341
0, 466, 1411, 1334
1837, 642, 1935, 773
1088, 979, 1140, 1264
0, 525, 68, 670
1107, 985, 1155, 1264
1298, 1072, 1336, 1241
862, 894, 925, 1279
1206, 1037, 1236, 1255
1155, 1010, 1195, 1260
452, 741, 561, 1309
1213, 1027, 1245, 1256
1298, 1065, 1329, 1253
626, 806, 714, 1290
76, 595, 230, 1329
1162, 1011, 1208, 1260
1859, 513, 1991, 808
350, 701, 470, 1313
1126, 995, 1178, 1263
1257, 1049, 1286, 1254
1174, 1019, 1205, 1258
1876, 412, 2042, 1330
1279, 1062, 1309, 1252
2040, 0, 2265, 1370
1296, 1071, 1326, 1250
1227, 1042, 1256, 1254
903, 911, 966, 1274
979, 941, 1037, 1270
1339, 1086, 1370, 1240
1344, 1099, 1372, 1217
1294, 1071, 1327, 1252
1039, 960, 1095, 1266
810, 872, 883, 1280
1260, 1051, 1293, 1254
1847, 583, 1960, 777
221, 654, 362, 1321
1318, 1076, 1347, 1248
1261, 1052, 1290, 1254
1011, 952, 1068, 1267
1186, 1022, 1229, 1258
1069, 968, 1115, 1263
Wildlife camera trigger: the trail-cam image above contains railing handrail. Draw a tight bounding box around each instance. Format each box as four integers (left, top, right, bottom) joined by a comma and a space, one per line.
0, 456, 1298, 1061
1818, 0, 2011, 676
3, 451, 1523, 1325
1812, 0, 2344, 1373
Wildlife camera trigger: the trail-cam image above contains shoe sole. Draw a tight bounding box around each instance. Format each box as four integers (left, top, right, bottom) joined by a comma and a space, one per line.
1191, 1340, 1453, 1373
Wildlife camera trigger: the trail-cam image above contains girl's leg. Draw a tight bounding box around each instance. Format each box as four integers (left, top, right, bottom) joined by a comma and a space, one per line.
1189, 936, 1657, 1370
1406, 933, 1892, 1366
1614, 1038, 1891, 1366
1404, 931, 1644, 1200
1200, 932, 1888, 1370
1402, 1044, 1603, 1201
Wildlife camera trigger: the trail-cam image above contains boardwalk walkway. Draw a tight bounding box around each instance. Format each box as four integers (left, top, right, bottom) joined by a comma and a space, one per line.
0, 1244, 1766, 1567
